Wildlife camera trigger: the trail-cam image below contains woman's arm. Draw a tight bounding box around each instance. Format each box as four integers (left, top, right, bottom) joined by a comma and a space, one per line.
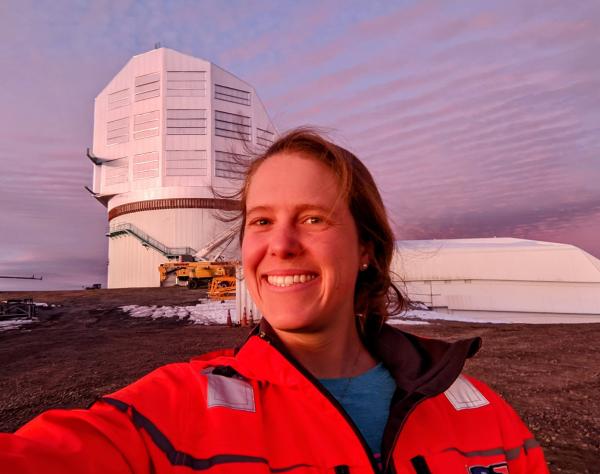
0, 399, 151, 473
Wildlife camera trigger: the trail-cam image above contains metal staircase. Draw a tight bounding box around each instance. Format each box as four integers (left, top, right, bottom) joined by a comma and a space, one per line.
107, 223, 197, 259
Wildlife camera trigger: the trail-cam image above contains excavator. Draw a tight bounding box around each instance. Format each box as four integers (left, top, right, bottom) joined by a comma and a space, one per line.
158, 226, 239, 300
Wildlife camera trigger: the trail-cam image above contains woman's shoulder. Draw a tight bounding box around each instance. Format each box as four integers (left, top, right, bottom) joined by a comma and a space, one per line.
103, 348, 238, 408
408, 373, 540, 446
431, 373, 535, 440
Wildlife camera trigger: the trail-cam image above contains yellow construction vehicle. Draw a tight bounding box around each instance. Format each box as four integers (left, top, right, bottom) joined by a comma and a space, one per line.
208, 276, 236, 300
158, 262, 236, 289
158, 225, 240, 291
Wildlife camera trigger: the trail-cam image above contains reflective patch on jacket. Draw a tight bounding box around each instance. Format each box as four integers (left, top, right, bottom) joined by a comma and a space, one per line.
204, 368, 256, 412
444, 375, 489, 410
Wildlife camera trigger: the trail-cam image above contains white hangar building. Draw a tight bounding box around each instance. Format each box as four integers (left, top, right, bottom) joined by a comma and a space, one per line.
393, 238, 600, 323
88, 48, 276, 288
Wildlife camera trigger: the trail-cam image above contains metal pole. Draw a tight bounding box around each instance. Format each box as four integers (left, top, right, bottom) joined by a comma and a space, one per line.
0, 275, 43, 280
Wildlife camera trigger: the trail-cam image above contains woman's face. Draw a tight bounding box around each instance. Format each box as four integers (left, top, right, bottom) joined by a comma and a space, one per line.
242, 152, 368, 334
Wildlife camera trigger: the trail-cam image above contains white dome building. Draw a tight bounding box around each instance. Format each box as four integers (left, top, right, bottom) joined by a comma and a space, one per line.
393, 238, 600, 323
88, 48, 276, 288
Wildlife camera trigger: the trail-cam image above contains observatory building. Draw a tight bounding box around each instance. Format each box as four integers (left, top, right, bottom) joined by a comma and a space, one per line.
394, 238, 600, 322
88, 48, 276, 288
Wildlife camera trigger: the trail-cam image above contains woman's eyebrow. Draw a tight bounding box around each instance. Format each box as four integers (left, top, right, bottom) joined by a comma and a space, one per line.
246, 203, 334, 215
246, 205, 271, 215
295, 203, 333, 213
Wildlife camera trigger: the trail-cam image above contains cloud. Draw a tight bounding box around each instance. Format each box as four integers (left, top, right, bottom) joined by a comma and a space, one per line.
394, 196, 600, 243
1, 0, 599, 290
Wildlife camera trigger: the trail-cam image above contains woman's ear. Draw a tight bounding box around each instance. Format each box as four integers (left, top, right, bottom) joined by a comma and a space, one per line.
359, 241, 374, 268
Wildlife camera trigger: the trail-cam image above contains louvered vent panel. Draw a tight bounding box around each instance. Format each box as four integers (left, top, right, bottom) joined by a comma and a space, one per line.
106, 117, 129, 145
133, 151, 159, 179
214, 151, 248, 180
165, 150, 207, 176
134, 110, 160, 140
167, 71, 206, 97
166, 109, 207, 135
257, 128, 275, 147
104, 157, 129, 185
215, 84, 250, 106
108, 89, 129, 110
134, 72, 160, 102
215, 111, 251, 141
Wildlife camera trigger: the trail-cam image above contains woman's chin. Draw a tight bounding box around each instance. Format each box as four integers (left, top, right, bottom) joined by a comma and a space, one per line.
263, 311, 326, 334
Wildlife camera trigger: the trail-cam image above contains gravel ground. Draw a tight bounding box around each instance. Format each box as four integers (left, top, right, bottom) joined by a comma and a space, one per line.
1, 287, 598, 473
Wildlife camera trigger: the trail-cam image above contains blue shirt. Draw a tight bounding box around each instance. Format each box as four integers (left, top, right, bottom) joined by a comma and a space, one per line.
320, 363, 396, 466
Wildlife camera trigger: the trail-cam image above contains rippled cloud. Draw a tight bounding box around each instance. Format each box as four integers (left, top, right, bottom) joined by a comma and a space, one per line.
1, 0, 598, 289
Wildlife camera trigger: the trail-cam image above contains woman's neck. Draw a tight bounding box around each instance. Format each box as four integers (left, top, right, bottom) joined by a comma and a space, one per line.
273, 323, 377, 379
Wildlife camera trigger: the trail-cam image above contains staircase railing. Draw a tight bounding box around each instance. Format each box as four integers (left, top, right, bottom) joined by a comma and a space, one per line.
107, 223, 197, 258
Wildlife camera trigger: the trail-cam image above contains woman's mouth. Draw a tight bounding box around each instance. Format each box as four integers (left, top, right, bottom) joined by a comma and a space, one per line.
266, 274, 317, 287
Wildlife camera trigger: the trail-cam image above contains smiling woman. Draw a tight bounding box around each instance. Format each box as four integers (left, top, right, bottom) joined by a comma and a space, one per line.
239, 129, 406, 326
0, 129, 549, 473
244, 154, 369, 346
238, 131, 405, 381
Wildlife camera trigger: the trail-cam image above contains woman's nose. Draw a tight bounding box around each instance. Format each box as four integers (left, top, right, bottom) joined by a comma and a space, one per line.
269, 224, 302, 259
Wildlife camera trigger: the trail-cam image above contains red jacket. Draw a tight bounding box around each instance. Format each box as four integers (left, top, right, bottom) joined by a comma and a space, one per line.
1, 322, 548, 473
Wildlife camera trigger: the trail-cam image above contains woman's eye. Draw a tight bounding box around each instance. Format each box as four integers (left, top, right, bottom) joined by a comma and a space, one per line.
304, 216, 323, 225
250, 218, 270, 226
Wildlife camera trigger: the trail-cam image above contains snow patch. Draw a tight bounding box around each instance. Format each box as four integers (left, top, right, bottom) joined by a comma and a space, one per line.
0, 318, 37, 332
401, 309, 512, 324
120, 300, 236, 325
392, 309, 600, 324
387, 319, 431, 325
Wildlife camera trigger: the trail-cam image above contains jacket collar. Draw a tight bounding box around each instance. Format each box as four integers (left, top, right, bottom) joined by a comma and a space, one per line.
235, 317, 481, 398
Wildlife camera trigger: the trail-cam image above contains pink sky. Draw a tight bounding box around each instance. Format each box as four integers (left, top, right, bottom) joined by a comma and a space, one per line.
1, 0, 599, 290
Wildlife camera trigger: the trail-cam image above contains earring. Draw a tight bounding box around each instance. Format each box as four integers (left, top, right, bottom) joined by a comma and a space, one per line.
360, 263, 368, 271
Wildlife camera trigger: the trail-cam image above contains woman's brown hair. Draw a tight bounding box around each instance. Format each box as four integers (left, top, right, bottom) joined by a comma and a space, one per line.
226, 127, 407, 332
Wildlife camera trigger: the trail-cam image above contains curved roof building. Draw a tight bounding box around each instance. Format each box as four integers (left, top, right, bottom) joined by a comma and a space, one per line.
89, 48, 276, 288
393, 238, 600, 322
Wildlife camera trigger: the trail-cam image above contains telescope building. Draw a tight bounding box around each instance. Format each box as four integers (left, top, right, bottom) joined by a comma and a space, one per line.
88, 48, 276, 288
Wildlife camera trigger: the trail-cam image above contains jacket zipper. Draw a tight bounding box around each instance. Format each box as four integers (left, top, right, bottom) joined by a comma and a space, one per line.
382, 394, 436, 474
258, 331, 381, 473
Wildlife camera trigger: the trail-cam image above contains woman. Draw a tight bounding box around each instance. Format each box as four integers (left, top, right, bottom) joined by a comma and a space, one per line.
1, 129, 547, 473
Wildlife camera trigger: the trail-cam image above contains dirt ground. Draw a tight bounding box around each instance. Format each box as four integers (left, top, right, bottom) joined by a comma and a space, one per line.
1, 287, 598, 473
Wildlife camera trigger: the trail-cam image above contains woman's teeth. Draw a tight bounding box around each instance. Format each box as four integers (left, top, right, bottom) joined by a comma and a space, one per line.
267, 274, 316, 287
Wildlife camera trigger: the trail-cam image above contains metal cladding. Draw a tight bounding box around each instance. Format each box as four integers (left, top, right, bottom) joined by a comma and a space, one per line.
394, 237, 600, 321
90, 48, 276, 288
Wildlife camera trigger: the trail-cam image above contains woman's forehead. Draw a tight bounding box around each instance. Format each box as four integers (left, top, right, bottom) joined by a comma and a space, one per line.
249, 153, 338, 191
253, 151, 332, 175
245, 153, 346, 213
